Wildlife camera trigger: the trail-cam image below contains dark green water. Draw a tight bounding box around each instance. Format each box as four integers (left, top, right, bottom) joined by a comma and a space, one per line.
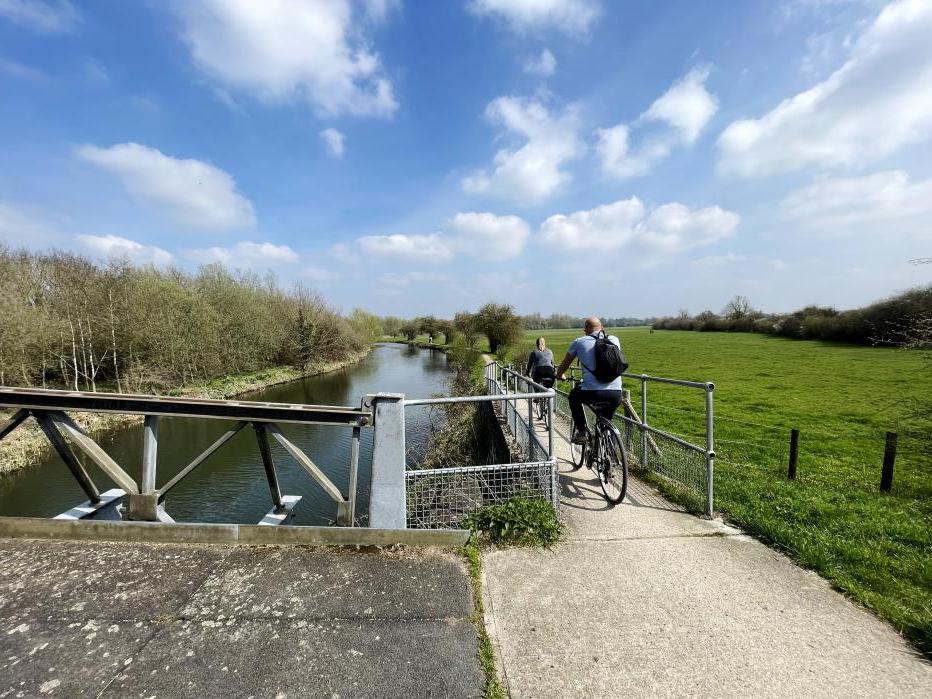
0, 344, 450, 526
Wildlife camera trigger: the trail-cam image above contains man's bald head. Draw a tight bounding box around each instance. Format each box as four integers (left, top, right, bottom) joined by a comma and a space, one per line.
584, 316, 603, 334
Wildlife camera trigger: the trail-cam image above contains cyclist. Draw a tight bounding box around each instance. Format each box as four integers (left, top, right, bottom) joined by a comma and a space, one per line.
525, 336, 556, 387
556, 317, 623, 444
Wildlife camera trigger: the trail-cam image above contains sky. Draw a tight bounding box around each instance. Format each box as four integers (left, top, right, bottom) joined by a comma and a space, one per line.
1, 0, 931, 318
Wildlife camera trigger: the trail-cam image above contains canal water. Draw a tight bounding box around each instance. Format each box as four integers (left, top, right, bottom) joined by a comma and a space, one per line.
0, 344, 450, 526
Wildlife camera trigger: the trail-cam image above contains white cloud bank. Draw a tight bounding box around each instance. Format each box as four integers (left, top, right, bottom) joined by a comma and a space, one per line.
358, 212, 530, 261
78, 234, 174, 266
173, 0, 397, 117
524, 48, 556, 76
187, 241, 299, 268
718, 0, 932, 177
320, 128, 346, 158
0, 0, 79, 33
462, 96, 581, 204
541, 197, 738, 253
468, 0, 600, 34
781, 170, 932, 236
76, 142, 255, 230
597, 66, 717, 178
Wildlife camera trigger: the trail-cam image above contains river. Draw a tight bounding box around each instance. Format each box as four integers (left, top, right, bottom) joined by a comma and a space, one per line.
0, 343, 450, 526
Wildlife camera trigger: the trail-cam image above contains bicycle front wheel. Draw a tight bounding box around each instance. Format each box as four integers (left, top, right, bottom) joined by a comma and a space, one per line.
598, 424, 628, 504
569, 422, 585, 471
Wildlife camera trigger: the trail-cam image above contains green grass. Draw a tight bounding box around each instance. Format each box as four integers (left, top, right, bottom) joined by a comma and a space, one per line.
527, 327, 932, 655
462, 543, 507, 699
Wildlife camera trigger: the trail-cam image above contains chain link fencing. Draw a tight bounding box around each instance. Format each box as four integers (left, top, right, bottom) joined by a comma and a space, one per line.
402, 363, 558, 528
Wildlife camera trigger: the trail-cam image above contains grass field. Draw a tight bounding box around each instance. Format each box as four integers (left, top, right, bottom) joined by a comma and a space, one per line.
516, 327, 932, 655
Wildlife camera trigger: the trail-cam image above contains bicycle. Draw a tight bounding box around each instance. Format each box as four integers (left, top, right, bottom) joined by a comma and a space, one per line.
564, 376, 628, 505
532, 373, 555, 431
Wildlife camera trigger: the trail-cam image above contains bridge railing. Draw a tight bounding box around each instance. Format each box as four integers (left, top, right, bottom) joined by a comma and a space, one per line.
0, 387, 372, 527
400, 364, 558, 529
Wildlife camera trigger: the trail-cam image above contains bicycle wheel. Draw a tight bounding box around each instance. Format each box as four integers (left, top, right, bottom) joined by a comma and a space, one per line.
569, 419, 585, 470
597, 421, 628, 504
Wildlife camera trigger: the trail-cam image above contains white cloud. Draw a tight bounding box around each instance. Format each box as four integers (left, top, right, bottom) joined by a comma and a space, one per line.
0, 57, 46, 80
468, 0, 600, 34
173, 0, 397, 118
320, 128, 346, 158
188, 241, 299, 268
540, 197, 738, 252
462, 96, 581, 204
358, 233, 453, 261
357, 212, 530, 262
691, 253, 746, 268
76, 142, 255, 230
597, 66, 717, 178
0, 0, 79, 33
379, 271, 445, 288
0, 202, 60, 245
523, 48, 556, 76
445, 212, 530, 259
718, 0, 932, 177
781, 170, 932, 236
78, 234, 174, 266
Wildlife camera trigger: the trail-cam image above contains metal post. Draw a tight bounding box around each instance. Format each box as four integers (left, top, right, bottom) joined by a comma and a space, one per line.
880, 431, 897, 493
788, 428, 799, 480
253, 422, 284, 510
141, 415, 159, 493
369, 393, 406, 529
348, 424, 361, 525
526, 385, 534, 459
705, 384, 715, 517
129, 414, 161, 520
548, 393, 555, 459
640, 377, 648, 465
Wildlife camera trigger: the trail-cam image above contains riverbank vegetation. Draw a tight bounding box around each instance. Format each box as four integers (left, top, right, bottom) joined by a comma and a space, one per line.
653, 286, 932, 346
534, 326, 932, 655
0, 245, 369, 393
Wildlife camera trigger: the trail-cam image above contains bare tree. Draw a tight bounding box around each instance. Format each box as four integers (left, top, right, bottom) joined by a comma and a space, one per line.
723, 295, 753, 320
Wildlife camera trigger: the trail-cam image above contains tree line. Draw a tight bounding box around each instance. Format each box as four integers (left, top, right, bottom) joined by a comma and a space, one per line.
652, 287, 932, 346
379, 303, 524, 354
0, 245, 367, 392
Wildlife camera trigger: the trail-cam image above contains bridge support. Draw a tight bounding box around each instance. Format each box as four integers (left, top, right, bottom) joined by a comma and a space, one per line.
368, 393, 406, 529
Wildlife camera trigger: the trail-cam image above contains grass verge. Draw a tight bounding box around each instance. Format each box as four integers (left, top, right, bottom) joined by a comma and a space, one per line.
462, 542, 507, 699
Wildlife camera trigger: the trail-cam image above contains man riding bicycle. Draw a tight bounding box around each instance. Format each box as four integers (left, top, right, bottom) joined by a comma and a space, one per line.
556, 317, 623, 444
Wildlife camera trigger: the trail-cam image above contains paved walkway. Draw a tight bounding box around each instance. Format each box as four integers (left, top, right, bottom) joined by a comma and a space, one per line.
482, 396, 932, 697
0, 540, 483, 697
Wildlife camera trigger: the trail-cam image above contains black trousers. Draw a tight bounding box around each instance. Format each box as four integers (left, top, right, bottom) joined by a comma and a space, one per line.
568, 386, 622, 431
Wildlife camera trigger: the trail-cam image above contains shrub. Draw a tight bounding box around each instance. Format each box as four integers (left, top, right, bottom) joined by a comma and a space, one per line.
464, 497, 563, 547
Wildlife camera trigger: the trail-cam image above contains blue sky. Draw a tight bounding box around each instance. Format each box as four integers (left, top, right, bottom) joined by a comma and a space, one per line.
1, 0, 930, 317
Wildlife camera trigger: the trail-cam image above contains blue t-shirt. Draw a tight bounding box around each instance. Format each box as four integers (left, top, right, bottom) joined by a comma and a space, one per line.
569, 333, 623, 390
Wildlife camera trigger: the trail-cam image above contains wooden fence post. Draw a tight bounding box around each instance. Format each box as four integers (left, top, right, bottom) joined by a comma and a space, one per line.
880, 431, 897, 493
787, 428, 799, 480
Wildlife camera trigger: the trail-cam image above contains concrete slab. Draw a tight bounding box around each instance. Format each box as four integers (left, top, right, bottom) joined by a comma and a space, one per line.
0, 539, 484, 697
179, 546, 473, 621
483, 392, 932, 697
103, 618, 483, 698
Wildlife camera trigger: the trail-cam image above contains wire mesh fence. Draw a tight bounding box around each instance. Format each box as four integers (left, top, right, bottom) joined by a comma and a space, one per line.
405, 461, 556, 528
403, 366, 558, 528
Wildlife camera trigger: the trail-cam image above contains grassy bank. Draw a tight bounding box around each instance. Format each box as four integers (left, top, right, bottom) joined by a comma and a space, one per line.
527, 326, 932, 655
0, 347, 370, 477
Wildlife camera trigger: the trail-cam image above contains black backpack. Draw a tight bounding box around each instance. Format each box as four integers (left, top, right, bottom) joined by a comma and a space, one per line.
584, 331, 628, 382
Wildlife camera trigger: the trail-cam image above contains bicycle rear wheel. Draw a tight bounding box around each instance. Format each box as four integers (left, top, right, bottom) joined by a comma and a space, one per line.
597, 422, 628, 504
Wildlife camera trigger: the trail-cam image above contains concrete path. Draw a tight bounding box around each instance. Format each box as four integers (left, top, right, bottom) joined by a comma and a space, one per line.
0, 539, 483, 698
482, 398, 932, 697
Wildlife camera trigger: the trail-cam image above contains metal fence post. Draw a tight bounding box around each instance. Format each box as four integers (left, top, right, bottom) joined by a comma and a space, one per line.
705, 383, 715, 517
640, 376, 648, 465
369, 393, 407, 529
128, 414, 161, 521
548, 393, 555, 459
